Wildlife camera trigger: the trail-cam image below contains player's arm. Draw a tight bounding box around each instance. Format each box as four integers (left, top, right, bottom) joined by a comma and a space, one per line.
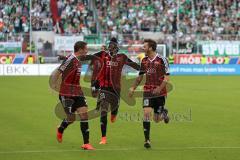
49, 66, 63, 91
153, 57, 170, 95
89, 51, 103, 84
152, 75, 169, 95
125, 57, 140, 71
128, 74, 144, 97
86, 51, 103, 97
129, 59, 145, 97
57, 54, 67, 61
79, 54, 96, 61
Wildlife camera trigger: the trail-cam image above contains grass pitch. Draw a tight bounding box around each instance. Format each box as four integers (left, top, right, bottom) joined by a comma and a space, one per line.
0, 76, 240, 160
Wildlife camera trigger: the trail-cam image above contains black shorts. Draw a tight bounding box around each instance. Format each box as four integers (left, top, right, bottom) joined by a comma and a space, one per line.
96, 87, 120, 113
143, 96, 165, 114
59, 95, 87, 114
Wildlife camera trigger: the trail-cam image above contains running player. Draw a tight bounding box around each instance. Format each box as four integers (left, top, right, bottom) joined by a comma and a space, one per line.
129, 39, 170, 149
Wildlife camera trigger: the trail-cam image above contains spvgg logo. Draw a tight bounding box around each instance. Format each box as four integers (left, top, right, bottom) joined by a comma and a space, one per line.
146, 68, 156, 74
106, 61, 118, 66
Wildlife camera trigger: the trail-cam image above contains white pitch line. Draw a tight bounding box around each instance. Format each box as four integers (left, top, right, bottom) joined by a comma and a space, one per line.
0, 147, 240, 154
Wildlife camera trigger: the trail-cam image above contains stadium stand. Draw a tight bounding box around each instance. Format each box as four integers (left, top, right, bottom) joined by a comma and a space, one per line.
0, 0, 239, 58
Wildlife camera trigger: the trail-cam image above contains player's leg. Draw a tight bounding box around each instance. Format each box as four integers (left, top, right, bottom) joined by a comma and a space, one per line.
57, 96, 75, 143
110, 107, 118, 123
75, 97, 95, 150
57, 114, 75, 142
98, 100, 110, 144
153, 97, 163, 123
96, 91, 112, 144
143, 106, 152, 149
110, 96, 120, 123
158, 96, 169, 124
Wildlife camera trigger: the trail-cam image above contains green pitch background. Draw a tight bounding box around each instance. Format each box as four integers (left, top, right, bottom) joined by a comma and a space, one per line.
0, 76, 240, 160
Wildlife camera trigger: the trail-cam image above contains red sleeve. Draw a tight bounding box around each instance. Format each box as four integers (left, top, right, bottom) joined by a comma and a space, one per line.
91, 52, 104, 82
139, 59, 146, 75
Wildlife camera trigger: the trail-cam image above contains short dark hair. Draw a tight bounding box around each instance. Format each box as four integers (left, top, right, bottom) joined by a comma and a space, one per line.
74, 41, 87, 52
110, 37, 118, 44
144, 39, 157, 51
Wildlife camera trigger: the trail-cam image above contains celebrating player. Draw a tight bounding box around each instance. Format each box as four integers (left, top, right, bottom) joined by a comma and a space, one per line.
91, 37, 140, 144
53, 41, 95, 150
129, 39, 170, 149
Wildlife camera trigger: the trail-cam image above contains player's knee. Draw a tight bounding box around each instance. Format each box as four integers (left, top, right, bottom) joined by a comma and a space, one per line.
67, 115, 75, 123
80, 112, 88, 120
110, 103, 119, 113
77, 107, 88, 120
143, 109, 151, 116
100, 101, 110, 112
143, 113, 151, 121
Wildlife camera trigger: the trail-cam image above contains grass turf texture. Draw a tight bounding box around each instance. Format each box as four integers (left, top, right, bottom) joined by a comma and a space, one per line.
0, 76, 240, 160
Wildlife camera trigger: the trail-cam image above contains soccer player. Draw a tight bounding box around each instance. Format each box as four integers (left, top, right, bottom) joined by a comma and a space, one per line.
91, 37, 140, 144
129, 39, 170, 149
54, 41, 95, 150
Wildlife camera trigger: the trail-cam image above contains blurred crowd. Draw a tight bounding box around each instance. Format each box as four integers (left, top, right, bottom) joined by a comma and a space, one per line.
31, 0, 96, 35
0, 0, 29, 41
0, 0, 96, 39
97, 0, 240, 42
0, 0, 239, 42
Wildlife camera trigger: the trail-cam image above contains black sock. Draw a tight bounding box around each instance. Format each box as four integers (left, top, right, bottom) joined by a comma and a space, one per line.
111, 107, 118, 116
143, 121, 150, 141
100, 112, 107, 137
80, 120, 89, 144
58, 119, 71, 133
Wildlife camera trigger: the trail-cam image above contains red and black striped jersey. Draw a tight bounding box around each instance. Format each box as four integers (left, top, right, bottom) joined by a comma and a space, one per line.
139, 54, 170, 96
58, 53, 83, 96
92, 51, 140, 90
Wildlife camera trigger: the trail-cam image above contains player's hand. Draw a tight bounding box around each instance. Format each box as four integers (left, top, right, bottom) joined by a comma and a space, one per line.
152, 86, 161, 95
91, 87, 99, 98
57, 54, 66, 61
128, 87, 135, 98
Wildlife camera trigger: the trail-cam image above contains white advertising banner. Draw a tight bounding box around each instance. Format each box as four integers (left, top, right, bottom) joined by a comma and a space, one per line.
2, 64, 39, 75
39, 64, 60, 75
0, 64, 59, 76
54, 35, 84, 51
